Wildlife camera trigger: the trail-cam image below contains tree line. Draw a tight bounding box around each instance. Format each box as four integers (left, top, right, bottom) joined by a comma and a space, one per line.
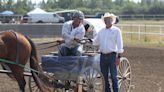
0, 0, 164, 15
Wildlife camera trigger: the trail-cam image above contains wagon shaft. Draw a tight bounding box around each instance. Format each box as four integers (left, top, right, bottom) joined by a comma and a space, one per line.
0, 69, 32, 76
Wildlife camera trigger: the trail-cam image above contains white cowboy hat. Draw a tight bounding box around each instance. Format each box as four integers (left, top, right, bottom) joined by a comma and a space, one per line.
102, 12, 117, 24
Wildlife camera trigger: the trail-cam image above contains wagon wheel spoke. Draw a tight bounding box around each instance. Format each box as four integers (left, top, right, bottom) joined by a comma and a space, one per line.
93, 73, 104, 91
123, 80, 130, 91
118, 60, 126, 76
117, 66, 123, 76
91, 68, 95, 80
123, 66, 130, 76
29, 77, 41, 92
118, 64, 124, 77
31, 84, 39, 91
117, 75, 122, 79
123, 60, 128, 73
84, 72, 90, 84
120, 60, 125, 73
80, 67, 105, 92
119, 80, 128, 92
34, 87, 40, 92
123, 60, 129, 74
118, 79, 123, 88
126, 77, 131, 81
124, 80, 130, 88
94, 87, 103, 91
125, 71, 131, 77
31, 85, 39, 92
119, 77, 131, 92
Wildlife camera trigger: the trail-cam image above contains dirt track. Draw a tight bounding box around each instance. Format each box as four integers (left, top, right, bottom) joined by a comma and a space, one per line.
0, 45, 164, 92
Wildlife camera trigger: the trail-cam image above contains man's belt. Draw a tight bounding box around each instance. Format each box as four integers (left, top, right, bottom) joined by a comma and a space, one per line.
100, 52, 116, 55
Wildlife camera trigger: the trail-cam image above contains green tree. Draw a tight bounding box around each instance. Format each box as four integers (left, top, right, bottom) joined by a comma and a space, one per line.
114, 0, 123, 6
121, 2, 139, 14
57, 0, 74, 9
6, 0, 13, 10
0, 0, 3, 11
102, 0, 112, 9
13, 0, 32, 14
148, 2, 164, 14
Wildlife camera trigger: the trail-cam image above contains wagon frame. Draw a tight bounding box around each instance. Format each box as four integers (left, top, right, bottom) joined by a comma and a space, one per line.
28, 49, 132, 92
0, 44, 132, 92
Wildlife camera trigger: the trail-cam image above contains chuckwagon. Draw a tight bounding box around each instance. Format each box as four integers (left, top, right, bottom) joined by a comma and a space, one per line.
28, 49, 131, 92
28, 34, 132, 92
0, 19, 132, 92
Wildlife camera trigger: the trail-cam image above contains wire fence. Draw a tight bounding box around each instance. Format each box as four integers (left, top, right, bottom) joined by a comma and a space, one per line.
119, 14, 164, 20
1, 23, 164, 44
117, 24, 164, 44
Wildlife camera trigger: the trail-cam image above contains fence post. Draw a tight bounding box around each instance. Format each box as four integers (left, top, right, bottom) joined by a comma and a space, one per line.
131, 24, 133, 41
144, 24, 147, 42
138, 25, 141, 40
160, 26, 162, 43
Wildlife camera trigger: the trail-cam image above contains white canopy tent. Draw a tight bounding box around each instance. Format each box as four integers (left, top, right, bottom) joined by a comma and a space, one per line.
27, 8, 47, 15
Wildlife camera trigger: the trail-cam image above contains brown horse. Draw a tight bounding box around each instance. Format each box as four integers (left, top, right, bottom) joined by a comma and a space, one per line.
0, 31, 52, 92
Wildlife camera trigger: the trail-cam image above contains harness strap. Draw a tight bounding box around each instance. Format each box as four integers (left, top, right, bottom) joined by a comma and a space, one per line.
0, 58, 39, 73
11, 31, 19, 63
37, 43, 60, 50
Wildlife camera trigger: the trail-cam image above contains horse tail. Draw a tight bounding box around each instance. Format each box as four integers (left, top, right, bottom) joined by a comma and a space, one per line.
26, 36, 50, 92
25, 36, 39, 72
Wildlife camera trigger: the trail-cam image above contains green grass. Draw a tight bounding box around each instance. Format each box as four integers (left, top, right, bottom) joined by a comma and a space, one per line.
118, 20, 164, 47
123, 33, 164, 47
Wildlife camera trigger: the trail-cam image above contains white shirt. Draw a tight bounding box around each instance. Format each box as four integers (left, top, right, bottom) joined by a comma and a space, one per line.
93, 26, 124, 54
62, 21, 85, 48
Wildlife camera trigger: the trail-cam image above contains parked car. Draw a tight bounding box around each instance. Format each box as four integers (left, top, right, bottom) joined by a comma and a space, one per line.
54, 10, 84, 21
85, 12, 105, 18
27, 13, 65, 23
21, 15, 29, 23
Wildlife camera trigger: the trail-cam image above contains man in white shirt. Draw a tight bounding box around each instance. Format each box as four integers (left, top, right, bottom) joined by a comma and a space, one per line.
58, 12, 85, 56
93, 12, 124, 92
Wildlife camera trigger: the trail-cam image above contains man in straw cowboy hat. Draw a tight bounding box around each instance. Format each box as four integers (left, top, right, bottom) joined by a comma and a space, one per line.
92, 12, 124, 92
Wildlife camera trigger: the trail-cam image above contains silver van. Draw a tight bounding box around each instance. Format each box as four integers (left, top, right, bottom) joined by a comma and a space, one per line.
54, 10, 84, 22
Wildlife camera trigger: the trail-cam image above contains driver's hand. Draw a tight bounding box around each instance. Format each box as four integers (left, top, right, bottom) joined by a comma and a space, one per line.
74, 38, 80, 43
56, 39, 65, 44
88, 39, 93, 42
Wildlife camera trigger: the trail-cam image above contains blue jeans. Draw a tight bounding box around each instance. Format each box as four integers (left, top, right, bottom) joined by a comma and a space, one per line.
100, 52, 118, 92
58, 45, 82, 56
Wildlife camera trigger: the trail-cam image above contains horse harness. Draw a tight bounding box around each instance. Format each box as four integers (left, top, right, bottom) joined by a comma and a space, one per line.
11, 31, 20, 63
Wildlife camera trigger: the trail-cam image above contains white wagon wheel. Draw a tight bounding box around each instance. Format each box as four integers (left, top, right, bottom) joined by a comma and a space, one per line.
117, 57, 132, 92
79, 67, 105, 92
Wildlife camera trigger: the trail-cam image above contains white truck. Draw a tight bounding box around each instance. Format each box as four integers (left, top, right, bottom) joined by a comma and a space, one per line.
27, 13, 65, 23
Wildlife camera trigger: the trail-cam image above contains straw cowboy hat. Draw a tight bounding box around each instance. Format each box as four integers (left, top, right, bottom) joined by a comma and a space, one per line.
102, 12, 117, 24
